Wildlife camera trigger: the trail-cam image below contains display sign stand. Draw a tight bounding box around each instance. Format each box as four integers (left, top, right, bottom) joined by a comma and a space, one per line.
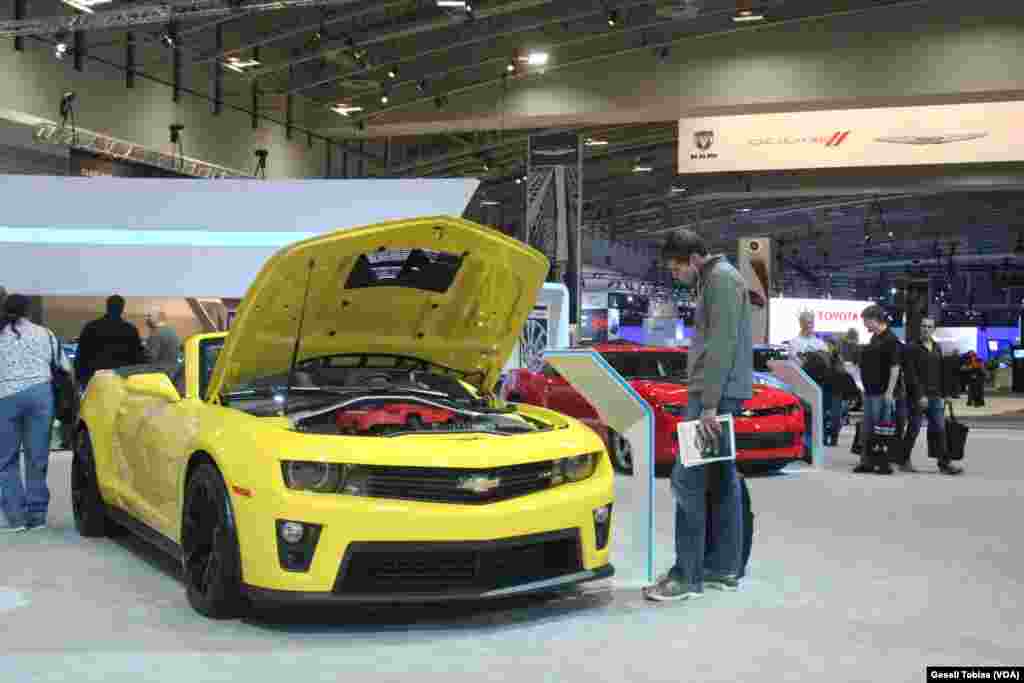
544, 350, 656, 587
766, 360, 824, 467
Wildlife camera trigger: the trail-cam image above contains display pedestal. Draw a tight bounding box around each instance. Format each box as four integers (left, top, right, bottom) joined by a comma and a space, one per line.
767, 360, 825, 467
544, 349, 656, 587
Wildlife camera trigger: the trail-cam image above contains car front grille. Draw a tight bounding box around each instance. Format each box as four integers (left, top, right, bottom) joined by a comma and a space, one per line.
354, 461, 555, 505
736, 432, 797, 450
334, 530, 583, 595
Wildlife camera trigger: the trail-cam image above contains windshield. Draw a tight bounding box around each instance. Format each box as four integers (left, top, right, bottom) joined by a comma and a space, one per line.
601, 351, 688, 380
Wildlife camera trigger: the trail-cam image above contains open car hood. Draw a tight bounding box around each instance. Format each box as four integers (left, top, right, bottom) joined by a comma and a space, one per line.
207, 216, 549, 400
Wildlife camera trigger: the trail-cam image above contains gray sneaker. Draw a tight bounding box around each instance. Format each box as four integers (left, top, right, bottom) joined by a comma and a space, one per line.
703, 573, 740, 591
643, 574, 704, 602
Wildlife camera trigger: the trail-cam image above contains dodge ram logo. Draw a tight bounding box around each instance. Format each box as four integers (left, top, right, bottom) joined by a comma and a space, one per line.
694, 130, 714, 150
457, 475, 501, 494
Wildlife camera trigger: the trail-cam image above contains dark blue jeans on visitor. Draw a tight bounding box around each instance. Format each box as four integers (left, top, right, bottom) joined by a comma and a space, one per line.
670, 394, 743, 590
904, 396, 945, 456
0, 382, 55, 527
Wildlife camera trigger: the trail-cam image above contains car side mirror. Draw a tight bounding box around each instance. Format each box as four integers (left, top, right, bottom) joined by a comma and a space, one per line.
125, 373, 181, 403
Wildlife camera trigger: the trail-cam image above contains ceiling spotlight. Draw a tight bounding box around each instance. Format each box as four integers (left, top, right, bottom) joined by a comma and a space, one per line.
160, 31, 176, 48
223, 55, 260, 73
506, 60, 517, 73
515, 177, 522, 185
416, 79, 428, 93
331, 103, 364, 116
670, 186, 687, 193
607, 10, 618, 26
526, 51, 549, 66
436, 0, 467, 6
60, 0, 112, 12
380, 92, 390, 104
54, 41, 69, 60
387, 65, 398, 79
733, 9, 765, 22
632, 164, 653, 173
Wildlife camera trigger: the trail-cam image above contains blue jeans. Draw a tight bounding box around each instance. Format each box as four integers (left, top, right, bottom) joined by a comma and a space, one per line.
670, 394, 744, 589
0, 382, 54, 527
904, 397, 946, 460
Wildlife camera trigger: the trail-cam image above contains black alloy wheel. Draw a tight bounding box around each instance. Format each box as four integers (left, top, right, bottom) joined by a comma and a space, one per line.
71, 429, 119, 537
609, 430, 634, 475
182, 462, 245, 619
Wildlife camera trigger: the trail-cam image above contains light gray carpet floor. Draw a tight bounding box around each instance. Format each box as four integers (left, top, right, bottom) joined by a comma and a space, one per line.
2, 426, 1022, 682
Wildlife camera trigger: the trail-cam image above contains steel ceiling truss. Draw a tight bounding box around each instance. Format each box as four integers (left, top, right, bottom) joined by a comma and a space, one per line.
0, 0, 366, 38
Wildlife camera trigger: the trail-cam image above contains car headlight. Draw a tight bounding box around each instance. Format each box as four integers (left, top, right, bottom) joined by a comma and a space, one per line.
661, 404, 688, 417
551, 452, 599, 484
281, 461, 344, 493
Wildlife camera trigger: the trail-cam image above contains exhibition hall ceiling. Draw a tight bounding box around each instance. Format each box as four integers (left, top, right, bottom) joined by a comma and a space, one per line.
4, 0, 1023, 286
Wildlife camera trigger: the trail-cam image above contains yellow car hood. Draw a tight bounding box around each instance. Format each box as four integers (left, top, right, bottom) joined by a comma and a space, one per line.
207, 216, 549, 399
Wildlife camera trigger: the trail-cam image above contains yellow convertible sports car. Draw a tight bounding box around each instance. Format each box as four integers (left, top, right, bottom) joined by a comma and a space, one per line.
73, 216, 614, 618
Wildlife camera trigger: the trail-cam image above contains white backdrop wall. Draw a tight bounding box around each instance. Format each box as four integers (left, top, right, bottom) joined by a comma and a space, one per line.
0, 175, 479, 297
769, 298, 874, 345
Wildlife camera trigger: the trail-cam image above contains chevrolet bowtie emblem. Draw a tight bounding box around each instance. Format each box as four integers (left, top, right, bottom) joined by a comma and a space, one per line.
457, 475, 501, 494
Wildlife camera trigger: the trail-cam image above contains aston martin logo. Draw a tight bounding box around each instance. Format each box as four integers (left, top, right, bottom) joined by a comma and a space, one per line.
694, 130, 714, 151
457, 475, 501, 494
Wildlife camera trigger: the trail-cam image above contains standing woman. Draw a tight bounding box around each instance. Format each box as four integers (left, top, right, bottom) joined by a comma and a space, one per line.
0, 294, 71, 532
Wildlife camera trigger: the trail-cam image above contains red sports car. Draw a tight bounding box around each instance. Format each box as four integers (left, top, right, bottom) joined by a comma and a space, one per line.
501, 343, 806, 474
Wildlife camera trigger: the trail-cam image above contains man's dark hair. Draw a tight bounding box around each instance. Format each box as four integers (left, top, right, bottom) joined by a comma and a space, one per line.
106, 294, 126, 318
861, 304, 887, 324
661, 229, 708, 263
1, 293, 31, 337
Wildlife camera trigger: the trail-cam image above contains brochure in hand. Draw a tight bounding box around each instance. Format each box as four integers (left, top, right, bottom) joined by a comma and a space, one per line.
677, 414, 736, 467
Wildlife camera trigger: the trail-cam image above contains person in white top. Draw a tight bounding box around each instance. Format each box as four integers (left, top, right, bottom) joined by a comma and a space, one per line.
788, 311, 827, 363
0, 294, 71, 532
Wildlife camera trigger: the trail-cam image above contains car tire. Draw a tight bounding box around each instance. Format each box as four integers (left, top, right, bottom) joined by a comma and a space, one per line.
182, 462, 246, 620
71, 428, 116, 538
608, 430, 634, 475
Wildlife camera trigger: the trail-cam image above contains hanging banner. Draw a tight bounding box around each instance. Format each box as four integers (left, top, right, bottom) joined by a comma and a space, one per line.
679, 101, 1024, 174
738, 237, 772, 345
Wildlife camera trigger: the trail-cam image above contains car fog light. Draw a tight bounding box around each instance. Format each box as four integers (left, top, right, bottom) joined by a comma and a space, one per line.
593, 504, 611, 524
279, 521, 305, 544
594, 503, 612, 550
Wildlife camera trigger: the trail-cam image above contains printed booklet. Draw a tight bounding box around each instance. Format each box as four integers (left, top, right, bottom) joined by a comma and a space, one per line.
677, 414, 736, 467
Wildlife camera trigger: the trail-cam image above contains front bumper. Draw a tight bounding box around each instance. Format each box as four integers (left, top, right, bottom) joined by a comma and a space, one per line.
232, 462, 614, 595
242, 564, 615, 605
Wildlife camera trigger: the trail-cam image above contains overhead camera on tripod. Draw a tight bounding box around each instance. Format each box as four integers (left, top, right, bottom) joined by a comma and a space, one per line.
254, 149, 269, 178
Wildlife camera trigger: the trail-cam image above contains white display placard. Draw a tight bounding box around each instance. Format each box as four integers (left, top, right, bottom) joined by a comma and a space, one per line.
679, 101, 1024, 174
677, 415, 736, 468
767, 360, 824, 467
544, 349, 656, 587
769, 298, 873, 346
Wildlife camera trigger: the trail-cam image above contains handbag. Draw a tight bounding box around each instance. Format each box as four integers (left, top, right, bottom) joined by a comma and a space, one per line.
943, 401, 968, 461
48, 332, 76, 423
867, 400, 903, 466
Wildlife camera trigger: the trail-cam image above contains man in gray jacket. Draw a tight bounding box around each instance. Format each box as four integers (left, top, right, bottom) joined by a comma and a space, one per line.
645, 229, 753, 602
144, 306, 181, 370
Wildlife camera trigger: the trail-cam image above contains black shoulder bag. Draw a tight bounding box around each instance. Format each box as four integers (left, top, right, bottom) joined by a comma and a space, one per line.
48, 332, 76, 423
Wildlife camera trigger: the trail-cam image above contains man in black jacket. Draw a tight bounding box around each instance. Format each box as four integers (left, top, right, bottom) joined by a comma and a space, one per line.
855, 305, 903, 474
75, 295, 149, 389
903, 318, 963, 475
